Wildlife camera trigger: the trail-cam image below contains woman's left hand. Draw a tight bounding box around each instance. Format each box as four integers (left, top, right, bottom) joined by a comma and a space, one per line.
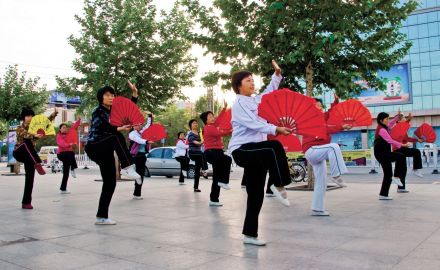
128, 80, 138, 98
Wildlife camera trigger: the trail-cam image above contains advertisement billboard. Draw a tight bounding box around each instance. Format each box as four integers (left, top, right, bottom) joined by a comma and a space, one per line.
355, 63, 412, 106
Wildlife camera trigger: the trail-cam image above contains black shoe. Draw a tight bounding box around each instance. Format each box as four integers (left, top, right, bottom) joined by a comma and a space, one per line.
194, 189, 201, 192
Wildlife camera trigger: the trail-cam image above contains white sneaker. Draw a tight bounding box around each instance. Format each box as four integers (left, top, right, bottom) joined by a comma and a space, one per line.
397, 189, 410, 193
217, 182, 231, 190
413, 170, 423, 178
60, 190, 70, 194
269, 185, 290, 206
392, 177, 403, 187
70, 170, 76, 178
311, 210, 330, 216
121, 165, 141, 183
243, 236, 266, 246
95, 218, 117, 225
209, 201, 223, 206
379, 195, 393, 200
265, 193, 276, 197
132, 195, 143, 200
331, 176, 347, 187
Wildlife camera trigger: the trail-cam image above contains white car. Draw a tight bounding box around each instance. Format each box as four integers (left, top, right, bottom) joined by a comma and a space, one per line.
145, 147, 212, 179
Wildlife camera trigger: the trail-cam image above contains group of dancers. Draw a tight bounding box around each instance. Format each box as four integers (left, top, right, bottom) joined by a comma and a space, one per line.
12, 60, 426, 246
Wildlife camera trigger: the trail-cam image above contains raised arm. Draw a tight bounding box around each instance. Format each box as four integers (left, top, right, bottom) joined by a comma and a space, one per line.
256, 60, 283, 103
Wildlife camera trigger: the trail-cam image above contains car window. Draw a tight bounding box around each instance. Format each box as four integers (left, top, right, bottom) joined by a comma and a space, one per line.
148, 149, 162, 158
163, 148, 175, 159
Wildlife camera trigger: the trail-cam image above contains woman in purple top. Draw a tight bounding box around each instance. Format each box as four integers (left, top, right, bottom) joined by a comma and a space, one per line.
374, 112, 410, 200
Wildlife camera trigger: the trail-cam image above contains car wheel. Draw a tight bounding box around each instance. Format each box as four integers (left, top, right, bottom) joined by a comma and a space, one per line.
166, 175, 173, 178
187, 165, 195, 179
144, 167, 151, 177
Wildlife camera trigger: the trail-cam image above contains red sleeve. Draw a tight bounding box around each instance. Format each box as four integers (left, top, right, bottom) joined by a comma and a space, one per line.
56, 134, 70, 148
72, 119, 81, 130
218, 128, 232, 136
214, 108, 226, 127
405, 135, 417, 143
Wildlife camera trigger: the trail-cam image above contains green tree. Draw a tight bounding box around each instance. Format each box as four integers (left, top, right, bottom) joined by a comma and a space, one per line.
182, 0, 417, 98
0, 65, 49, 123
154, 104, 192, 146
194, 95, 222, 117
57, 0, 196, 112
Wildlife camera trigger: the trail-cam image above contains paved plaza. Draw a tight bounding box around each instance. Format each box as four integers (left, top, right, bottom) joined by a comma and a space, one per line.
1, 165, 440, 269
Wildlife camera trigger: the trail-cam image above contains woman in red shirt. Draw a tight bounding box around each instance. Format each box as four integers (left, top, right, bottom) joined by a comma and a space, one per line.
200, 108, 232, 206
56, 117, 81, 194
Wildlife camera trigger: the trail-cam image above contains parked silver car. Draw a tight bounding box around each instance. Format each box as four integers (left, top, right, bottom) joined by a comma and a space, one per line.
144, 147, 212, 179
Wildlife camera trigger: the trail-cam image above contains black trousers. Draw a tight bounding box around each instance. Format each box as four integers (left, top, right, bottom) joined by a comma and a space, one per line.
232, 140, 291, 237
13, 140, 41, 205
395, 147, 422, 170
175, 156, 189, 183
376, 151, 407, 196
133, 153, 146, 196
189, 152, 205, 189
205, 149, 232, 202
85, 133, 133, 219
57, 151, 78, 191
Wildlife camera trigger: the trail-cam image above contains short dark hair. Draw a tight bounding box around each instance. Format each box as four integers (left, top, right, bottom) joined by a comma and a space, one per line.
20, 107, 35, 121
377, 112, 389, 128
177, 131, 184, 138
188, 119, 198, 129
59, 123, 67, 130
199, 111, 213, 125
96, 86, 115, 104
231, 70, 253, 94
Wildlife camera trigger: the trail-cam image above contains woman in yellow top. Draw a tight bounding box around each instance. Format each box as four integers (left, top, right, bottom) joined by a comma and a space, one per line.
13, 107, 58, 209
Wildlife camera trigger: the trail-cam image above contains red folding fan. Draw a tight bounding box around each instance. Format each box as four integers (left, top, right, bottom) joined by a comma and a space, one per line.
415, 123, 436, 143
268, 134, 302, 152
110, 96, 145, 126
390, 121, 410, 142
141, 123, 167, 142
215, 108, 232, 130
327, 99, 372, 127
258, 88, 327, 138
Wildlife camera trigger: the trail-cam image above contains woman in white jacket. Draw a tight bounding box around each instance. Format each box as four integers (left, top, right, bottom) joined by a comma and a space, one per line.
175, 132, 190, 184
228, 60, 292, 246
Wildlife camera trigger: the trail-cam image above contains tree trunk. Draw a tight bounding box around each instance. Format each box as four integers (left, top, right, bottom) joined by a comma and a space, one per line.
306, 61, 315, 189
207, 86, 213, 111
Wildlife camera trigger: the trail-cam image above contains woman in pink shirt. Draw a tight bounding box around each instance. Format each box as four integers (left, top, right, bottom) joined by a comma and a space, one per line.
56, 117, 81, 194
374, 112, 410, 200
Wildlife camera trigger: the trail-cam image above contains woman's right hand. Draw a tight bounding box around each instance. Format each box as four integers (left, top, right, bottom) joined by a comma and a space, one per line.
117, 125, 131, 132
34, 134, 44, 139
276, 127, 292, 136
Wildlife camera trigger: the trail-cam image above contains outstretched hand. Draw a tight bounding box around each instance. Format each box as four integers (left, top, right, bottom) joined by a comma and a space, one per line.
117, 125, 131, 132
128, 80, 138, 98
272, 60, 281, 76
276, 126, 292, 136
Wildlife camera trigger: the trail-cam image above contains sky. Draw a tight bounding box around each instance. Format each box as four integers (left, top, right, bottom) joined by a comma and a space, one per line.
0, 0, 252, 104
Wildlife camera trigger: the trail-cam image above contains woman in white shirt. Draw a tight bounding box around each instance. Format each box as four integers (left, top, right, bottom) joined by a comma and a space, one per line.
175, 131, 190, 184
228, 60, 292, 246
128, 114, 152, 200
